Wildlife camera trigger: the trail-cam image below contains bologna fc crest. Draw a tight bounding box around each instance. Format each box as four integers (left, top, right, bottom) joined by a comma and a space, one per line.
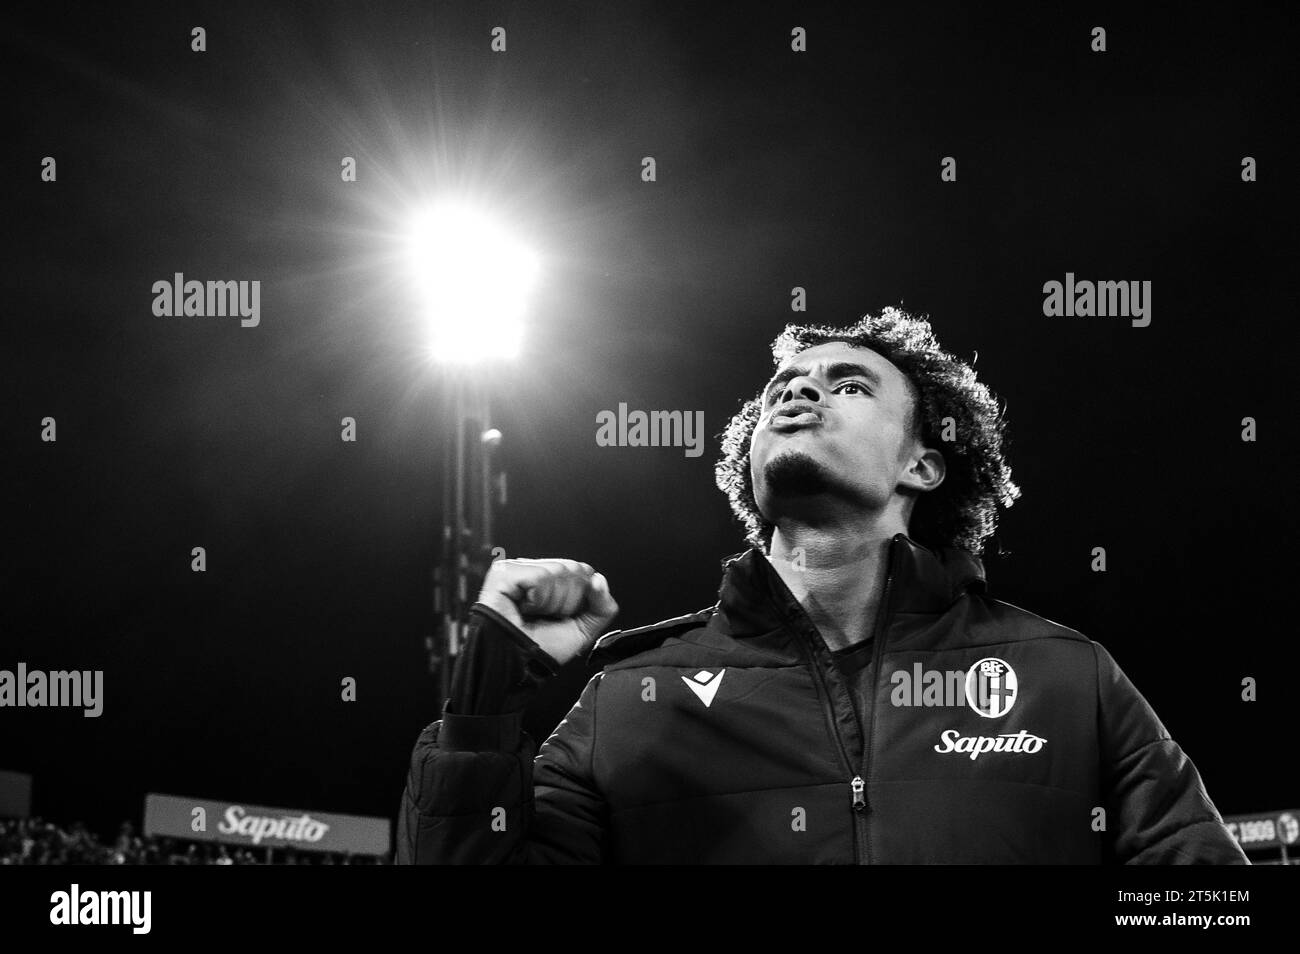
964, 657, 1017, 718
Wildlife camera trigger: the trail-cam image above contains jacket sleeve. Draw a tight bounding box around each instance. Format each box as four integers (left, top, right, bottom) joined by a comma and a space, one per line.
1094, 641, 1248, 864
395, 609, 608, 864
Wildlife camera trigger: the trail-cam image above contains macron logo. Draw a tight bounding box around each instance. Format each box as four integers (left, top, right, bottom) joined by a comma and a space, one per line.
681, 669, 725, 708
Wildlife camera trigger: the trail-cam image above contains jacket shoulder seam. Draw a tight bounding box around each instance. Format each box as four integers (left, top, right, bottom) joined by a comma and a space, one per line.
590, 607, 715, 663
979, 596, 1092, 640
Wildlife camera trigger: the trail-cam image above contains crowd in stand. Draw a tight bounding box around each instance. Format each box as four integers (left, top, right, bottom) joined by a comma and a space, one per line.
0, 817, 388, 865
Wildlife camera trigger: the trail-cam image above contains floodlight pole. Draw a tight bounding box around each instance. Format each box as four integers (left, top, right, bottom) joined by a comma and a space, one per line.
430, 367, 502, 702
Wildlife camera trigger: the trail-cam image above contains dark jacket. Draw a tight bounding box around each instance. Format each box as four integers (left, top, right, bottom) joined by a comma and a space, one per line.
397, 533, 1247, 864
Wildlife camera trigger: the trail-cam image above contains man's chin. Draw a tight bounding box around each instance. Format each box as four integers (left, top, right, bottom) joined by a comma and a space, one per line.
762, 450, 834, 497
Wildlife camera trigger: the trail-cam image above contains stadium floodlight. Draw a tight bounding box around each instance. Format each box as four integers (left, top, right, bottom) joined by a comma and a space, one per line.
406, 200, 534, 693
407, 201, 540, 363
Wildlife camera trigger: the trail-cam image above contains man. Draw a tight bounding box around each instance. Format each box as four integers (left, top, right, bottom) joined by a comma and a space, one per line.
396, 307, 1246, 864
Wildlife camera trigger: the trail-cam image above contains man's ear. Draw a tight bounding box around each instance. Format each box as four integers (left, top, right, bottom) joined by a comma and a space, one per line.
899, 445, 946, 495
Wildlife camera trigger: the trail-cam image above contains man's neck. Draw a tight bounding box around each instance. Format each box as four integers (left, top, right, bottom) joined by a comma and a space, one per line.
767, 523, 900, 652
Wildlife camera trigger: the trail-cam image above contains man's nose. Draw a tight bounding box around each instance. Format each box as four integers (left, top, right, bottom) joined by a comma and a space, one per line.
779, 378, 823, 404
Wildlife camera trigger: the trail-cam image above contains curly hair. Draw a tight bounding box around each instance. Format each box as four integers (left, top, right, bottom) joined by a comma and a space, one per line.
714, 306, 1021, 555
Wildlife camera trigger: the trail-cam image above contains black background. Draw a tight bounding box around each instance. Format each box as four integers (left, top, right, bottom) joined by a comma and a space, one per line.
3, 0, 1295, 837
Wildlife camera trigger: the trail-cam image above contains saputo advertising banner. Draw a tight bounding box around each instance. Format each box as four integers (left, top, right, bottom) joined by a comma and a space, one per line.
144, 793, 390, 856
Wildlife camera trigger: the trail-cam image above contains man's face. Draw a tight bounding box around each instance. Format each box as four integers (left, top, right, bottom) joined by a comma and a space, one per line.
750, 341, 932, 526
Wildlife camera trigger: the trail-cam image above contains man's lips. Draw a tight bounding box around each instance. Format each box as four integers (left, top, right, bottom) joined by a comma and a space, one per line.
769, 410, 822, 431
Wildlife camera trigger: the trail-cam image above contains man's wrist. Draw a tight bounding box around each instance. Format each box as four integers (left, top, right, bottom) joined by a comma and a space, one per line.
468, 602, 563, 674
442, 603, 563, 724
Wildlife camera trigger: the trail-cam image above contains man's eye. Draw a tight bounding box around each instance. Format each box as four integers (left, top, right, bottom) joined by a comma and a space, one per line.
835, 381, 870, 395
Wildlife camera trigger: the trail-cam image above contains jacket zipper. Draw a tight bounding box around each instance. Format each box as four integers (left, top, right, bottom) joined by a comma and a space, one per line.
849, 772, 867, 865
806, 657, 867, 864
858, 545, 897, 864
770, 536, 899, 865
771, 575, 861, 861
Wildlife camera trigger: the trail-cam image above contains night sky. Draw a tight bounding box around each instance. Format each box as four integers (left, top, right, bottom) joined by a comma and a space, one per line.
3, 1, 1295, 836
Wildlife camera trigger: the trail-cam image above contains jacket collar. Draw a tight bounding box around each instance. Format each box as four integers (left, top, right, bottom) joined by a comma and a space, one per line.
712, 532, 986, 639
